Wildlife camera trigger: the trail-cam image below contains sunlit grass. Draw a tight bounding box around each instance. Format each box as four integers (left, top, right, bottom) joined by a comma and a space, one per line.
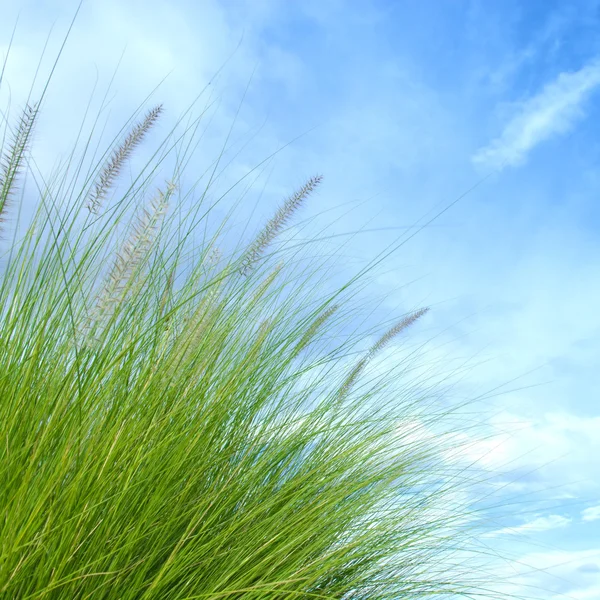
0, 42, 507, 600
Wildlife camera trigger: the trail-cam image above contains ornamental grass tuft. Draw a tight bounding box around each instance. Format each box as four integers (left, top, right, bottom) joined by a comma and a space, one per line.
0, 43, 504, 600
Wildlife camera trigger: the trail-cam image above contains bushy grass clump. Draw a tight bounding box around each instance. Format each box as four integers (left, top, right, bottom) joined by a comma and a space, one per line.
0, 55, 494, 599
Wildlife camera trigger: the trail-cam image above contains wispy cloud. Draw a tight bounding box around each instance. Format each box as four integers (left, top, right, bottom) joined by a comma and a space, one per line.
490, 514, 572, 537
473, 59, 600, 169
492, 548, 600, 599
582, 506, 600, 523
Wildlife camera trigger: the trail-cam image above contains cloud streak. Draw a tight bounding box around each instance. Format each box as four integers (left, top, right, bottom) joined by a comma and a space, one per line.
490, 514, 572, 537
473, 59, 600, 169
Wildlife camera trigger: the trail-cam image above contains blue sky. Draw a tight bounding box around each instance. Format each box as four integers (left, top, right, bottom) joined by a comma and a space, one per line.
2, 0, 600, 597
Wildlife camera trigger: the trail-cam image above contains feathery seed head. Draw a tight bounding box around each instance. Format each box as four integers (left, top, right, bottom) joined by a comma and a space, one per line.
338, 307, 429, 399
0, 103, 39, 234
88, 181, 174, 334
240, 174, 323, 275
87, 104, 163, 214
367, 307, 429, 360
293, 304, 339, 357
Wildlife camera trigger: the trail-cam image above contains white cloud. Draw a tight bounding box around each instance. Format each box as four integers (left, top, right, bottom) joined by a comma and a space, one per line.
490, 513, 572, 537
582, 506, 600, 522
473, 59, 600, 169
491, 548, 600, 599
486, 411, 600, 494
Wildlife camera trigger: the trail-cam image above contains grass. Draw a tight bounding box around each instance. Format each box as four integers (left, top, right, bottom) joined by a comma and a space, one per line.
0, 40, 506, 600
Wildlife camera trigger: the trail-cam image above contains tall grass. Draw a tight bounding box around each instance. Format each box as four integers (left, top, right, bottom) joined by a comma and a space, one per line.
0, 54, 501, 599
